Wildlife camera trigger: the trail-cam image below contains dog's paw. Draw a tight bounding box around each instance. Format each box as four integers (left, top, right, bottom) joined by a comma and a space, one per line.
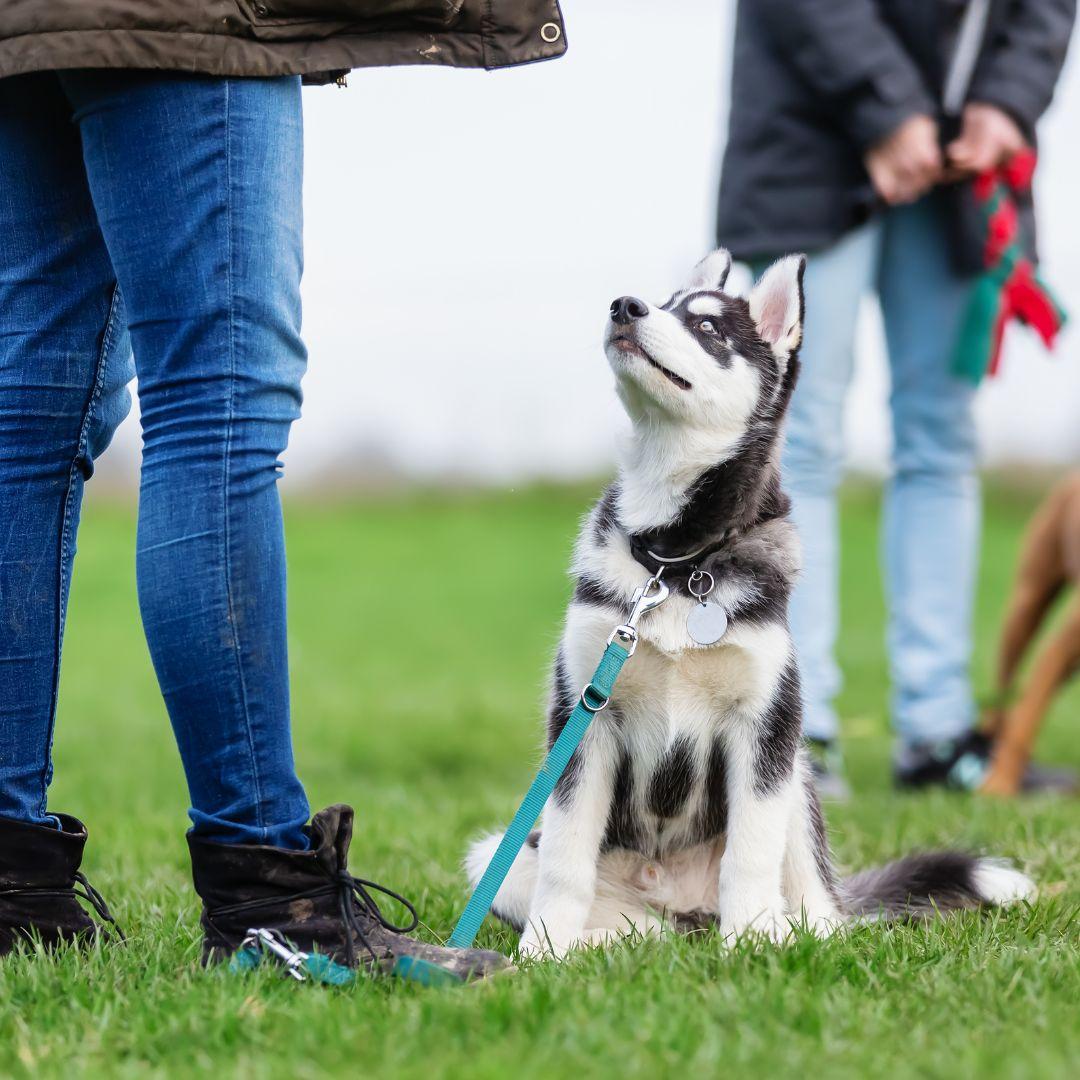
517, 921, 587, 961
718, 903, 791, 946
516, 928, 551, 961
787, 902, 844, 938
807, 913, 843, 937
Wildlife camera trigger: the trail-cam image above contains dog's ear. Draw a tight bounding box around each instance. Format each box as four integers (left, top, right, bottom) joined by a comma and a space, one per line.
748, 255, 805, 366
685, 249, 732, 292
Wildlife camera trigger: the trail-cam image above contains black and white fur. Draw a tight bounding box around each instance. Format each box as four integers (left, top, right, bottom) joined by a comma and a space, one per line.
467, 251, 1034, 957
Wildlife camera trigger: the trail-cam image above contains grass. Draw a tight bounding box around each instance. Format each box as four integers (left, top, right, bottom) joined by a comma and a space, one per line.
1, 481, 1077, 1079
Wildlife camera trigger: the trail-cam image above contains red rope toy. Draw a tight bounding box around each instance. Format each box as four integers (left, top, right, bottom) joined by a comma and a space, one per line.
952, 148, 1067, 383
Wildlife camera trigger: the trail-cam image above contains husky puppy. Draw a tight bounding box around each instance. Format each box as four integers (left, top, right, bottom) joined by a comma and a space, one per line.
467, 251, 1034, 957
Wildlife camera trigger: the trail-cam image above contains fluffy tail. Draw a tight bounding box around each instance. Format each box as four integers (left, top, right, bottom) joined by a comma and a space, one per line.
842, 852, 1035, 921
464, 831, 540, 934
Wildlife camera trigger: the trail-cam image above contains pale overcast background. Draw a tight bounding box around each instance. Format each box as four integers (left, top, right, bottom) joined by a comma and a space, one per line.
97, 1, 1080, 490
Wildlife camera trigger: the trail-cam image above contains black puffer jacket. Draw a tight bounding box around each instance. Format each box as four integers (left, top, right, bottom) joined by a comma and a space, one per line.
717, 0, 1075, 263
0, 1, 566, 83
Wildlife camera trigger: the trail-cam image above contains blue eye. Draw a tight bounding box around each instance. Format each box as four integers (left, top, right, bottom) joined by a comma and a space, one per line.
698, 320, 716, 334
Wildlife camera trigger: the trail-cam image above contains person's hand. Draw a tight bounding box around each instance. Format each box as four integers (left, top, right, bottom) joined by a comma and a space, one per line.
946, 103, 1028, 176
864, 114, 943, 205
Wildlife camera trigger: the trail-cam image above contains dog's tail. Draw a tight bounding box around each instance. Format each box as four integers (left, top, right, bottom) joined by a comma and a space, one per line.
841, 852, 1034, 921
463, 831, 539, 934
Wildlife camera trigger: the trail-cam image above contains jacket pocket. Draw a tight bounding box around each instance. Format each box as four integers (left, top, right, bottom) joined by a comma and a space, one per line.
236, 0, 463, 39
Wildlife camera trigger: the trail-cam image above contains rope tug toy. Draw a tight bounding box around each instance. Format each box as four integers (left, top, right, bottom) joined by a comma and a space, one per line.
952, 149, 1067, 384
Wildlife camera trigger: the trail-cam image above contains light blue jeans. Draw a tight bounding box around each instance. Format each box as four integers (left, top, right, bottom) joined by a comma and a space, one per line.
778, 195, 979, 748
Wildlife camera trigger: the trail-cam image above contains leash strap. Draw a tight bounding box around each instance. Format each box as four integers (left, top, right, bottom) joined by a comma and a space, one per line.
446, 639, 632, 949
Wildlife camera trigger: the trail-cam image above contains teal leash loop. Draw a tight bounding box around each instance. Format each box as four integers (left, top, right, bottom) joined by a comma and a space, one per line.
391, 569, 670, 979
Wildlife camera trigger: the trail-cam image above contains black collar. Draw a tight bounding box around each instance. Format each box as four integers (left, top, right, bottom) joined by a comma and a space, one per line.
627, 530, 737, 577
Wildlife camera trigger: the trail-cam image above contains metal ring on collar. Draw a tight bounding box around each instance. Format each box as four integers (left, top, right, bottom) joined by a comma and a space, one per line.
688, 569, 715, 600
580, 683, 610, 712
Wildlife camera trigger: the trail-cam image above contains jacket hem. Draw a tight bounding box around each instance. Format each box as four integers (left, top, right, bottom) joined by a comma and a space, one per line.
718, 226, 863, 264
0, 24, 564, 81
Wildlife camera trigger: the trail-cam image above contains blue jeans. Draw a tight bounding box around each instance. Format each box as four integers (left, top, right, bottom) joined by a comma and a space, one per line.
778, 195, 979, 748
0, 71, 310, 847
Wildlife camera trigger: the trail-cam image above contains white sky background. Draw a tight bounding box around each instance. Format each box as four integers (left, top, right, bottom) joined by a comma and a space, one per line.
98, 0, 1080, 489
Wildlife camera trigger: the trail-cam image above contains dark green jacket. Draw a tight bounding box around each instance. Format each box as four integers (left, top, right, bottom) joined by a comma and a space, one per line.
0, 1, 566, 83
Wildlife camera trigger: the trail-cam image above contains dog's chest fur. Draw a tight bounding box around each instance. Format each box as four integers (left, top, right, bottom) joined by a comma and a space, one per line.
556, 518, 796, 860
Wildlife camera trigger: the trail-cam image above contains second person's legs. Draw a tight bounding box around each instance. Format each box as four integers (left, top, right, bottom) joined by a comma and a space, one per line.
878, 195, 979, 760
59, 71, 311, 846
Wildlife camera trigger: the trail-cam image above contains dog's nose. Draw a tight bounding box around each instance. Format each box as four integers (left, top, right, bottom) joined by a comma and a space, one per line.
610, 296, 649, 325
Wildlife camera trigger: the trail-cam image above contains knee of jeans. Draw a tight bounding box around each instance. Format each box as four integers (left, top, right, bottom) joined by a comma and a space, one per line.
140, 370, 303, 489
134, 289, 306, 475
892, 392, 978, 478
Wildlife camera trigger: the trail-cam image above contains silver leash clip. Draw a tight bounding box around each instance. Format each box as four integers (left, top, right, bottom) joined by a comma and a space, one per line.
240, 927, 310, 982
607, 570, 669, 655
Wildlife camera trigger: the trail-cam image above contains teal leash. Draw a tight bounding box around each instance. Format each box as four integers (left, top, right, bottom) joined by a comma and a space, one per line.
231, 568, 670, 988
395, 568, 669, 981
445, 639, 632, 949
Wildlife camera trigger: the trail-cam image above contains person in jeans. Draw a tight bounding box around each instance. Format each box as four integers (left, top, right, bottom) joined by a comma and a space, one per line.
0, 2, 565, 968
717, 0, 1075, 797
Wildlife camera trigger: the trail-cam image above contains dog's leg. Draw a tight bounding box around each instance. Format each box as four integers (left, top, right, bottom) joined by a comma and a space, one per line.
985, 484, 1068, 738
520, 720, 618, 960
716, 659, 803, 944
717, 753, 796, 943
982, 596, 1080, 796
782, 759, 843, 934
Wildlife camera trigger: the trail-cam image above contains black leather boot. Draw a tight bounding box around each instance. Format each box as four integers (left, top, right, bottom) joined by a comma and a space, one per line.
0, 814, 124, 956
188, 804, 509, 980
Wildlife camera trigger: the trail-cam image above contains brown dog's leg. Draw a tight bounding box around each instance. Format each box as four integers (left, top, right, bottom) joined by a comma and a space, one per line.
982, 595, 1080, 796
983, 483, 1070, 739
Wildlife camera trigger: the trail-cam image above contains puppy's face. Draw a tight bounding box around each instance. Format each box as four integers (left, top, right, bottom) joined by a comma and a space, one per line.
603, 250, 806, 443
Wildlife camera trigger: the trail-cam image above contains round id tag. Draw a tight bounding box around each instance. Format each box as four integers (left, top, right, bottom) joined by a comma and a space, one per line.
686, 569, 728, 645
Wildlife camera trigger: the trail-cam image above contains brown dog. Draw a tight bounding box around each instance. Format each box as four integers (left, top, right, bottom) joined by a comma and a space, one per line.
981, 473, 1080, 796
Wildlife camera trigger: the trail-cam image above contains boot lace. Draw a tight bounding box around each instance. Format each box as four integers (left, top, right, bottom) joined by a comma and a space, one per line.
0, 870, 126, 942
207, 869, 419, 968
334, 870, 419, 968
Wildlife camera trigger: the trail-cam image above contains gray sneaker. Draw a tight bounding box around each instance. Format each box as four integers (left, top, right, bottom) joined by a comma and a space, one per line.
807, 739, 850, 802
